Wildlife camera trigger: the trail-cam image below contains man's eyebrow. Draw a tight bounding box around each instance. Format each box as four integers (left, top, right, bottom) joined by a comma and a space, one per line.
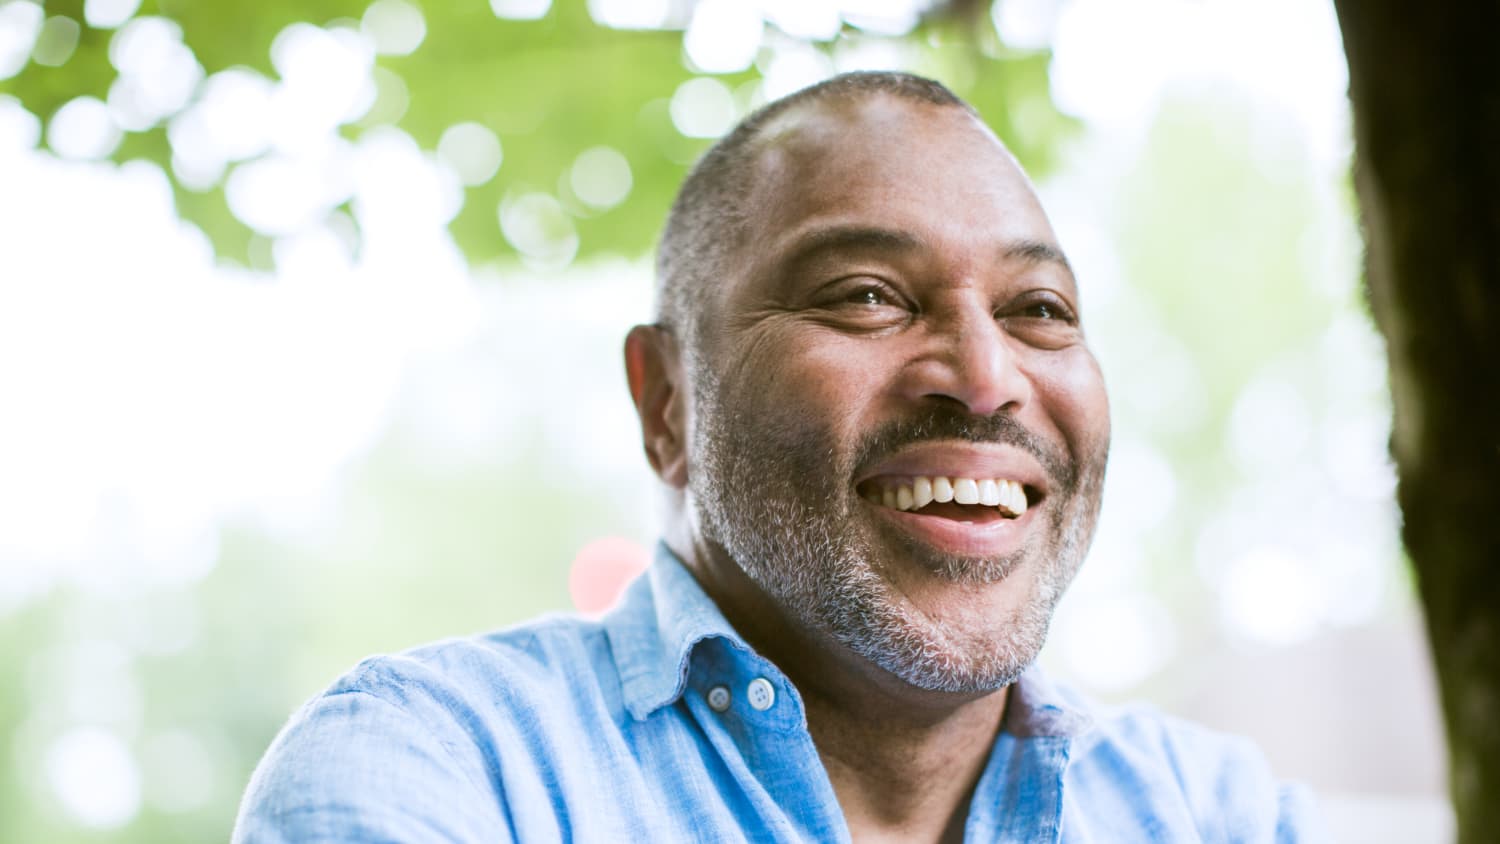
1004, 239, 1074, 276
779, 227, 1075, 279
781, 225, 925, 266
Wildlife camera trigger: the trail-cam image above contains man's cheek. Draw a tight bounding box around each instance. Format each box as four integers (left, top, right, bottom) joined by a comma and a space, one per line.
1030, 354, 1108, 443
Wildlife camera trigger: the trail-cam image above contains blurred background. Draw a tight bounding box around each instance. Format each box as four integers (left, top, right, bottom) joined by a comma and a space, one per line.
0, 0, 1450, 840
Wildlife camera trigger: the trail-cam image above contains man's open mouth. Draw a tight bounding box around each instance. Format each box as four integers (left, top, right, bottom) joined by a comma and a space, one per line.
857, 476, 1034, 522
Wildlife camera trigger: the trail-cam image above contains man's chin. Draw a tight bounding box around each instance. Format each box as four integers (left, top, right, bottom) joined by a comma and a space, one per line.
824, 547, 1057, 695
857, 621, 1045, 696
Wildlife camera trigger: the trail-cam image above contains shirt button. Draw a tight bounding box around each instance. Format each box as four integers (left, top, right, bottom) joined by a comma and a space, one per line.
746, 677, 775, 711
706, 685, 731, 712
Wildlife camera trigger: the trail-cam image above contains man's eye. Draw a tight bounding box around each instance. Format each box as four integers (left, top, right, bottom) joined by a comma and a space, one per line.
1001, 295, 1081, 348
1012, 299, 1075, 323
846, 288, 890, 306
810, 281, 910, 331
817, 281, 903, 311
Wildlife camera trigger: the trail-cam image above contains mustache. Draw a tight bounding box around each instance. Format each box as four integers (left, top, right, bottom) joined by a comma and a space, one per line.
853, 407, 1078, 494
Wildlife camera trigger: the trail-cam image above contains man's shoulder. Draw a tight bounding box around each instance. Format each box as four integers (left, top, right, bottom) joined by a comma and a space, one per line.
244, 614, 631, 794
1062, 689, 1317, 840
1078, 695, 1276, 782
317, 613, 627, 724
1078, 693, 1236, 747
234, 615, 636, 842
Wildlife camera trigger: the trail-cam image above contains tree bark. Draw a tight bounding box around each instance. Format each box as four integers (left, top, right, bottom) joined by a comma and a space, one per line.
1332, 2, 1500, 840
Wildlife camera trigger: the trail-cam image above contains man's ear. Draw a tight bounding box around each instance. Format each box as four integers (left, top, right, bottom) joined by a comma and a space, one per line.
624, 324, 689, 489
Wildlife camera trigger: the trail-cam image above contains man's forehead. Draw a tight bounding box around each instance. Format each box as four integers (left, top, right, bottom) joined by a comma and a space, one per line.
755, 94, 1003, 167
734, 95, 1055, 255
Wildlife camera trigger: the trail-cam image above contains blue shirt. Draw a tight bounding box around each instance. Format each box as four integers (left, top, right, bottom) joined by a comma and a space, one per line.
235, 544, 1317, 842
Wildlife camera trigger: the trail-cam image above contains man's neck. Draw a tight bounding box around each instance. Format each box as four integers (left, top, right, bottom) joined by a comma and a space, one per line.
673, 535, 1009, 844
804, 681, 1007, 844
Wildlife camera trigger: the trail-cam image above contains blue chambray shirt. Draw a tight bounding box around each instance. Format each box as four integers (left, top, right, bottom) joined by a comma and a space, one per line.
235, 544, 1317, 842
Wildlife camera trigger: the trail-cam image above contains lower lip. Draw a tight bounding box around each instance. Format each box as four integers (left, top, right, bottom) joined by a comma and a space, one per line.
867, 501, 1037, 557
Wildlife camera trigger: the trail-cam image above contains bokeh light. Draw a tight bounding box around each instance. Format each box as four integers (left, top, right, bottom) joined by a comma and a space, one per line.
838, 0, 922, 35
45, 727, 142, 829
84, 0, 142, 30
268, 23, 374, 152
761, 0, 842, 41
0, 1, 1448, 841
46, 95, 121, 159
490, 0, 553, 21
760, 39, 836, 100
569, 146, 633, 210
0, 1, 42, 80
170, 68, 276, 169
0, 94, 40, 149
437, 121, 503, 187
225, 144, 354, 236
568, 537, 652, 616
991, 0, 1058, 49
30, 14, 79, 67
684, 0, 763, 74
361, 0, 426, 57
1053, 588, 1175, 692
670, 76, 738, 138
107, 16, 202, 131
588, 0, 671, 30
499, 190, 579, 269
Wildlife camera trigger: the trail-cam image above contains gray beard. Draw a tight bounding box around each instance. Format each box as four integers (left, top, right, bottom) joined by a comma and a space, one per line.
688, 370, 1107, 694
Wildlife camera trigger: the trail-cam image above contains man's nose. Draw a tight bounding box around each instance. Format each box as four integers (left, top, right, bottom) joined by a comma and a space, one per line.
899, 307, 1032, 417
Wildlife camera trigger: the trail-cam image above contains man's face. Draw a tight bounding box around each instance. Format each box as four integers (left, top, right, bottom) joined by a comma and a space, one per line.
685, 96, 1110, 694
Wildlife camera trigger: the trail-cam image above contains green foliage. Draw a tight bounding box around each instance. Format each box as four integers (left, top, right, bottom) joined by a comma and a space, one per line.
0, 2, 1417, 840
0, 4, 1094, 841
1, 0, 1075, 268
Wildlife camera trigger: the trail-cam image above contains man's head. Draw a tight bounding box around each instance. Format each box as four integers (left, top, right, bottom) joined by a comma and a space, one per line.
626, 71, 1110, 695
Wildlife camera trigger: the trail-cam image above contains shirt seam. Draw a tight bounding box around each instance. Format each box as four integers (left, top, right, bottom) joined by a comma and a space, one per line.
322, 684, 508, 818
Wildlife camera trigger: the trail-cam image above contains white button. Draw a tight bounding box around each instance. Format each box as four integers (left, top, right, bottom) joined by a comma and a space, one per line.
746, 677, 775, 711
706, 685, 731, 712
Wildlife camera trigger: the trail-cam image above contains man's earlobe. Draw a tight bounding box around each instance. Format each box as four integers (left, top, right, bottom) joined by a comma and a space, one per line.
624, 325, 689, 489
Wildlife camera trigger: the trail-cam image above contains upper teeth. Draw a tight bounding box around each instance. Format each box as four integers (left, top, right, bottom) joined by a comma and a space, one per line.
866, 476, 1029, 517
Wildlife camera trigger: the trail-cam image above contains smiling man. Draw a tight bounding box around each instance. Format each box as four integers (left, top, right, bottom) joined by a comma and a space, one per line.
235, 72, 1312, 843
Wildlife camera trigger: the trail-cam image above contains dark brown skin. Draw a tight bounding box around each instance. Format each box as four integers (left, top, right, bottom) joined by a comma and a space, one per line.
625, 96, 1109, 843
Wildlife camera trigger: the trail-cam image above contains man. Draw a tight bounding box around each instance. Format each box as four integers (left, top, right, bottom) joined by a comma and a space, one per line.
235, 72, 1313, 842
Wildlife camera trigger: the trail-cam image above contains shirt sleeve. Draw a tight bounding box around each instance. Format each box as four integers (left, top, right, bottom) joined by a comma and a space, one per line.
1183, 728, 1328, 843
1276, 780, 1325, 844
1067, 703, 1329, 843
232, 686, 514, 844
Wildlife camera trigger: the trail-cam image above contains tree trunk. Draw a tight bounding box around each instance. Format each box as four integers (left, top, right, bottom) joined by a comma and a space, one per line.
1332, 2, 1500, 840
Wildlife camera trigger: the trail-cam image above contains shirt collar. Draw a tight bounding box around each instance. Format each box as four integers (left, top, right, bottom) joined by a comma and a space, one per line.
603, 541, 1095, 738
1002, 663, 1095, 738
603, 542, 749, 720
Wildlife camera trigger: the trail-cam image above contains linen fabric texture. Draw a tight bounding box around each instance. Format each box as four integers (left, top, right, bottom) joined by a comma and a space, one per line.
234, 544, 1316, 843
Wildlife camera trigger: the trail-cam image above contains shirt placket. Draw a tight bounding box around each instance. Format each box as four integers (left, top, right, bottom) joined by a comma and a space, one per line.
685, 639, 852, 843
966, 731, 1073, 843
